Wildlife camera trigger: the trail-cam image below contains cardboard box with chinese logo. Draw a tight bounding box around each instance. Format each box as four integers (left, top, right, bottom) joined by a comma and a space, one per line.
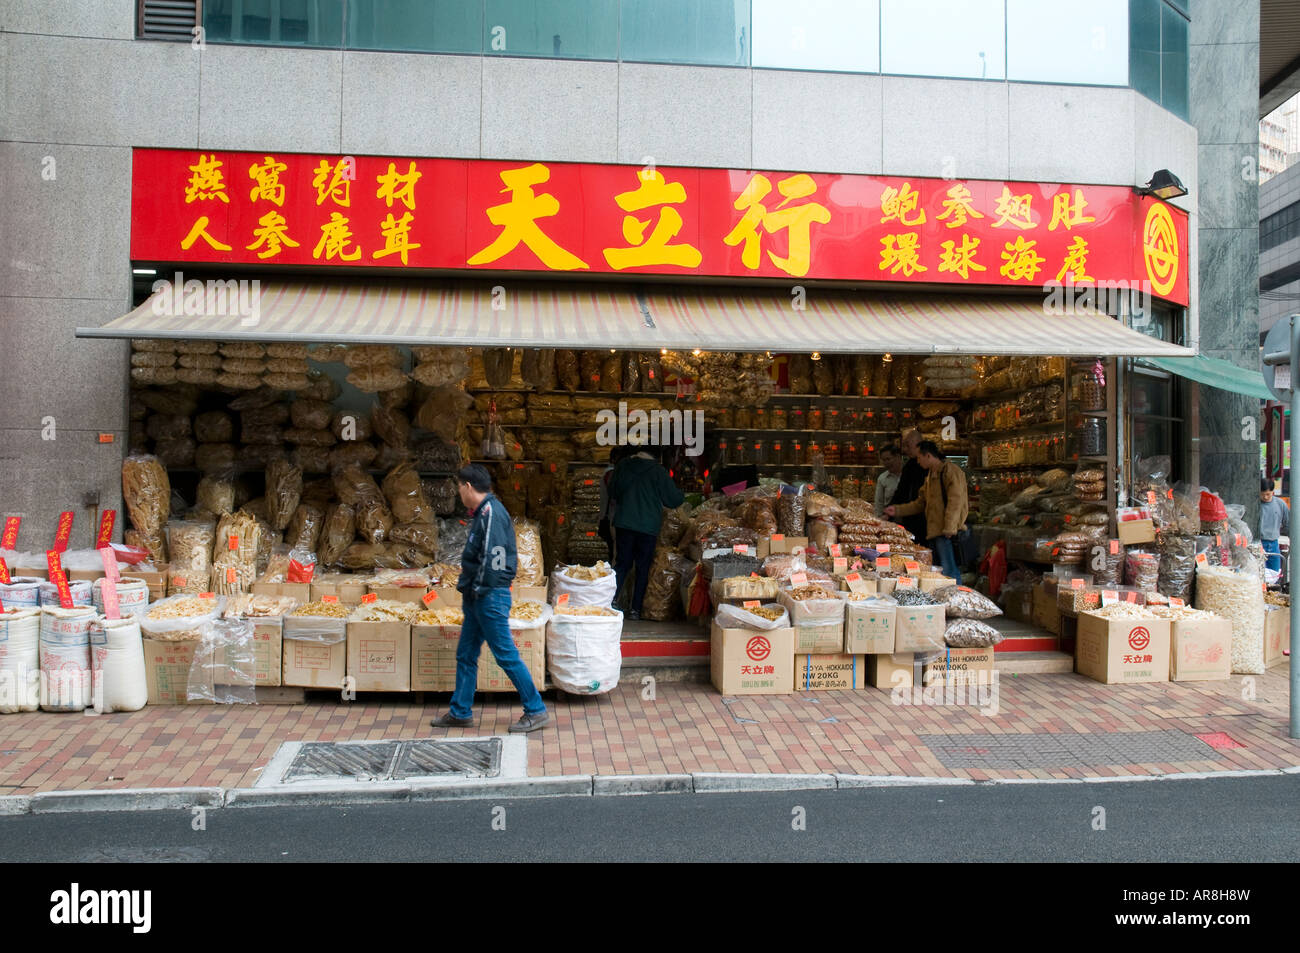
346, 620, 410, 692
141, 637, 210, 706
1074, 611, 1170, 684
309, 574, 368, 605
710, 622, 794, 695
756, 535, 809, 559
866, 652, 922, 690
922, 646, 997, 687
793, 653, 865, 691
776, 588, 845, 654
1168, 613, 1232, 682
842, 596, 896, 654
894, 604, 946, 653
281, 615, 347, 689
1264, 605, 1289, 666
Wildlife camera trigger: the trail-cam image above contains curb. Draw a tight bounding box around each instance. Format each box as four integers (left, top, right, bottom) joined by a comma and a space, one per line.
27, 787, 223, 814
1, 766, 1298, 816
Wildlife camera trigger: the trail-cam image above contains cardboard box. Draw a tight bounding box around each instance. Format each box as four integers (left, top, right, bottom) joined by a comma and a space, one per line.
346, 621, 411, 692
894, 605, 946, 653
1032, 584, 1061, 635
511, 585, 548, 606
478, 627, 546, 692
1265, 606, 1289, 666
281, 615, 348, 689
411, 624, 460, 691
844, 601, 896, 653
248, 617, 283, 686
251, 581, 311, 603
835, 575, 879, 596
923, 646, 997, 687
141, 637, 210, 706
1002, 587, 1034, 624
1169, 616, 1232, 682
876, 576, 897, 595
367, 585, 429, 605
918, 574, 952, 593
1074, 612, 1171, 684
757, 535, 809, 558
66, 569, 104, 583
710, 623, 795, 695
777, 588, 846, 653
120, 565, 167, 602
793, 653, 865, 691
310, 575, 368, 604
1117, 518, 1156, 545
867, 653, 919, 690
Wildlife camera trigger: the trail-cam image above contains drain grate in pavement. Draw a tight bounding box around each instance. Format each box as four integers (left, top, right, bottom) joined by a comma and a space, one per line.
281, 739, 501, 783
919, 729, 1225, 769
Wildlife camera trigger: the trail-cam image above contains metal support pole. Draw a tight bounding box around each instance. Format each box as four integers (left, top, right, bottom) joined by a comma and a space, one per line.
1290, 314, 1299, 739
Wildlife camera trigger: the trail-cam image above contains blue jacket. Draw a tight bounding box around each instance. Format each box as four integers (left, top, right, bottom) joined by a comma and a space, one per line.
458, 493, 517, 597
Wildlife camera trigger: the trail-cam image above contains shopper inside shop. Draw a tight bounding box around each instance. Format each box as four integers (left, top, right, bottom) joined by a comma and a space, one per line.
608, 445, 686, 620
889, 429, 928, 543
874, 443, 904, 516
432, 464, 550, 733
884, 441, 969, 581
1259, 477, 1289, 574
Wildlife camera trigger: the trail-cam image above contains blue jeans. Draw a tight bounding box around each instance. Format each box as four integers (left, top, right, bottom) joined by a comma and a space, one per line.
449, 588, 546, 720
931, 536, 961, 581
1262, 538, 1282, 573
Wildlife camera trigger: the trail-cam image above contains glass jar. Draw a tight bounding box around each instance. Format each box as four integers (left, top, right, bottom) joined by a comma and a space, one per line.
825, 408, 841, 432
754, 407, 767, 430
716, 408, 734, 429
824, 440, 840, 465
770, 438, 784, 465
717, 436, 729, 466
860, 406, 877, 431
751, 437, 766, 466
769, 407, 786, 431
829, 476, 843, 497
806, 439, 822, 465
1079, 417, 1106, 457
808, 407, 825, 431
790, 407, 806, 431
843, 439, 859, 466
787, 438, 803, 466
733, 407, 753, 429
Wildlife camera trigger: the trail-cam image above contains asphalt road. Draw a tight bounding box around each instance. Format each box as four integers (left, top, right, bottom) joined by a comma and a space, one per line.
2, 774, 1297, 863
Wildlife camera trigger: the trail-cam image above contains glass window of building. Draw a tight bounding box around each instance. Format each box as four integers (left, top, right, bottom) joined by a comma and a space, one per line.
620, 0, 751, 67
204, 0, 344, 47
1129, 0, 1162, 102
483, 0, 619, 59
346, 0, 481, 53
752, 0, 880, 73
1127, 302, 1184, 480
880, 0, 1005, 80
1006, 0, 1128, 85
1160, 2, 1189, 118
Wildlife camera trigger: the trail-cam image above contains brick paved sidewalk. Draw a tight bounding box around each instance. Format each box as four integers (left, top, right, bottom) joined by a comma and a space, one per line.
1, 664, 1295, 794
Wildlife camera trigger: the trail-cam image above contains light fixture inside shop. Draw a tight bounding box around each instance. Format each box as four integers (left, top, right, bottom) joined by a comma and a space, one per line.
882, 353, 893, 362
811, 351, 821, 361
1135, 169, 1188, 201
132, 268, 156, 276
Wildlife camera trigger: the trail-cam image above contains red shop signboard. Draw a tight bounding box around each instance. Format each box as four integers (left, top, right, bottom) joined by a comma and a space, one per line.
130, 148, 1189, 306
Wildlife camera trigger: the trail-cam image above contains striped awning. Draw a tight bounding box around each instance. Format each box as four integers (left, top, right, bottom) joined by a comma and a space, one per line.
78, 279, 1192, 357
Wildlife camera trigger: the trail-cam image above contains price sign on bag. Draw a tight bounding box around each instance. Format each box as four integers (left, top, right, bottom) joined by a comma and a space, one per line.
557, 593, 570, 606
829, 544, 842, 557
362, 593, 377, 604
1101, 590, 1118, 606
845, 572, 867, 594
95, 509, 116, 548
895, 576, 916, 589
833, 557, 848, 573
876, 556, 891, 570
321, 595, 339, 604
1169, 597, 1185, 607
789, 572, 808, 587
743, 600, 760, 609
47, 551, 73, 609
422, 589, 439, 606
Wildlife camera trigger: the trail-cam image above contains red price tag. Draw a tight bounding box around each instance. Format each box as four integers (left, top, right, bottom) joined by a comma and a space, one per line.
876, 556, 890, 569
199, 592, 215, 599
585, 531, 597, 538
1101, 590, 1118, 605
896, 576, 916, 588
228, 535, 239, 551
225, 568, 237, 584
733, 544, 748, 554
749, 572, 758, 578
95, 509, 116, 547
583, 479, 595, 486
845, 572, 861, 583
1124, 591, 1138, 604
1147, 491, 1156, 505
53, 511, 74, 553
833, 557, 848, 573
1071, 578, 1085, 589
362, 593, 377, 604
172, 575, 188, 588
877, 544, 891, 553
743, 600, 760, 609
322, 595, 339, 604
771, 534, 785, 542
1, 516, 20, 550
53, 572, 73, 609
1109, 540, 1119, 554
905, 561, 920, 574
0, 558, 9, 585
557, 593, 570, 606
1195, 552, 1208, 566
1169, 597, 1185, 607
422, 589, 439, 606
790, 572, 808, 587
830, 544, 842, 557
46, 549, 63, 580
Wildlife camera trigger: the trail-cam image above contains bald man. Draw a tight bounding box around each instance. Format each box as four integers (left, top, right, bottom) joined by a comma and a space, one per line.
888, 429, 928, 543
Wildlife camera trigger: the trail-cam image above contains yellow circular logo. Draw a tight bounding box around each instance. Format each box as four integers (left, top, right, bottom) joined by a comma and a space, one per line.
1142, 203, 1179, 297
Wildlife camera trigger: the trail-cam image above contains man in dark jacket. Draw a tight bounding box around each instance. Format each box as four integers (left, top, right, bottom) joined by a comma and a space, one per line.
432, 464, 549, 733
888, 428, 928, 543
608, 446, 685, 620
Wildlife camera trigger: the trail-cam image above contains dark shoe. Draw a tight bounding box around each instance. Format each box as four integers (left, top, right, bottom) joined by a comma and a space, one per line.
431, 712, 473, 728
627, 610, 640, 621
508, 711, 550, 733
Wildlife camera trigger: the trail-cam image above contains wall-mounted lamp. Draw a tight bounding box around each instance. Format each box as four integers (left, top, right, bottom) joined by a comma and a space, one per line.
1135, 169, 1188, 201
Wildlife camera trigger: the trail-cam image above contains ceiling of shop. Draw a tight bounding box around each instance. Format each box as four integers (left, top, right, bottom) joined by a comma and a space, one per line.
1261, 0, 1300, 117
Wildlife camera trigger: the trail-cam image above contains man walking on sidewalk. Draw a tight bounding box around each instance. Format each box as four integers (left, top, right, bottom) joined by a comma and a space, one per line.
432, 464, 549, 733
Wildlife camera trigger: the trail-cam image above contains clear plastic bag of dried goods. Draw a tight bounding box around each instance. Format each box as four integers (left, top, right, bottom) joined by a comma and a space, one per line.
943, 618, 1004, 648
437, 517, 470, 564
1156, 533, 1195, 601
641, 548, 689, 622
715, 602, 791, 631
285, 503, 324, 553
264, 458, 303, 532
482, 348, 515, 388
556, 350, 581, 391
317, 503, 355, 567
776, 484, 808, 536
932, 585, 1002, 619
382, 462, 432, 524
1124, 549, 1160, 591
355, 496, 394, 544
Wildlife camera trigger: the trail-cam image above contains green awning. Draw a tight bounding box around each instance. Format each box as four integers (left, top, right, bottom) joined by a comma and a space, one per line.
1143, 355, 1272, 400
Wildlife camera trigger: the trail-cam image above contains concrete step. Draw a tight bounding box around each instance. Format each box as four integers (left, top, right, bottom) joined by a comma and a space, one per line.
993, 651, 1074, 675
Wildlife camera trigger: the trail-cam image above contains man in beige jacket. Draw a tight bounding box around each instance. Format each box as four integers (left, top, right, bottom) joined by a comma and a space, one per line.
884, 440, 968, 580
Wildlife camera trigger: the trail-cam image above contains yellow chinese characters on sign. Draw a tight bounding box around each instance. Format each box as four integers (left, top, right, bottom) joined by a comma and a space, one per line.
879, 233, 927, 276
724, 173, 830, 278
375, 161, 422, 264
937, 235, 986, 279
999, 236, 1045, 281
314, 212, 362, 261
468, 163, 589, 270
1056, 236, 1094, 283
248, 157, 287, 206
247, 211, 300, 260
602, 170, 701, 270
180, 154, 232, 250
936, 184, 983, 229
246, 155, 296, 259
991, 187, 1036, 230
1048, 189, 1096, 231
880, 182, 925, 226
312, 159, 353, 207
